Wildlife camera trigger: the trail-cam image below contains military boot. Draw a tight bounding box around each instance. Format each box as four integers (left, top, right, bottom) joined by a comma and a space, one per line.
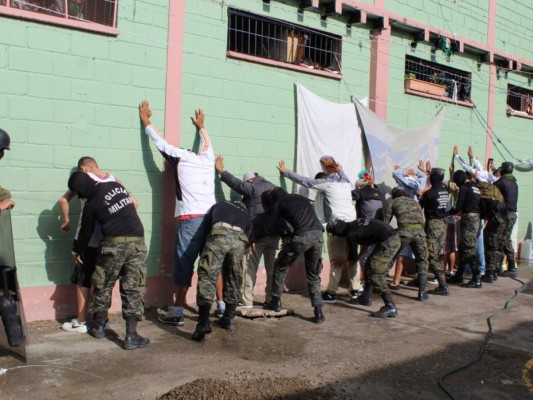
428, 272, 449, 296
123, 315, 150, 350
499, 259, 517, 277
263, 296, 282, 312
462, 269, 482, 288
313, 306, 325, 324
191, 303, 212, 342
417, 274, 429, 301
216, 303, 237, 331
482, 270, 495, 283
372, 291, 397, 318
89, 311, 106, 339
447, 265, 464, 285
357, 280, 373, 306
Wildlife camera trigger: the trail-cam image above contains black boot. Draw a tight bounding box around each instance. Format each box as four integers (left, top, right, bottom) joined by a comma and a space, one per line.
216, 303, 237, 331
357, 280, 373, 306
89, 311, 106, 339
462, 269, 482, 288
447, 265, 464, 285
482, 270, 495, 283
428, 273, 449, 296
372, 291, 398, 318
417, 274, 429, 301
263, 296, 282, 312
499, 259, 517, 277
313, 306, 325, 324
191, 303, 212, 342
124, 315, 150, 350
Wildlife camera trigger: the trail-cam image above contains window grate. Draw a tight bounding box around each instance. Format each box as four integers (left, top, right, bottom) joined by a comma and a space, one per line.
4, 0, 116, 27
405, 55, 472, 102
227, 8, 342, 73
507, 85, 533, 115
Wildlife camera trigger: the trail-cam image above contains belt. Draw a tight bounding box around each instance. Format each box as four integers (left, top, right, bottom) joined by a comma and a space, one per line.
177, 214, 204, 221
102, 236, 144, 243
463, 212, 479, 217
213, 222, 243, 232
398, 223, 423, 229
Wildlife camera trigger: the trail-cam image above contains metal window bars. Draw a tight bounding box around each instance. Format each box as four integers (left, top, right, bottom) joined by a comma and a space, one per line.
228, 8, 342, 73
405, 55, 472, 102
507, 86, 533, 115
4, 0, 116, 26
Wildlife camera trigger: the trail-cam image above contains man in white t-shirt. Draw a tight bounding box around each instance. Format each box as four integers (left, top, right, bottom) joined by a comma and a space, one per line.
139, 100, 216, 326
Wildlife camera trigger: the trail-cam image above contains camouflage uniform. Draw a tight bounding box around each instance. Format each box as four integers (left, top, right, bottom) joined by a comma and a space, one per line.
425, 218, 446, 274
365, 233, 402, 293
385, 196, 428, 277
89, 238, 147, 319
484, 214, 506, 275
196, 225, 248, 306
458, 213, 480, 270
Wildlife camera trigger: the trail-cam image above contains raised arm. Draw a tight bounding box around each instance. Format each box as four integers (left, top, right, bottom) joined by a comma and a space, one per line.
278, 160, 326, 188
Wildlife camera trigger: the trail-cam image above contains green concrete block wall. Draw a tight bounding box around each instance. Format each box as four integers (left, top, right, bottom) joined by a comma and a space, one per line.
386, 0, 489, 44
495, 1, 533, 59
0, 1, 169, 287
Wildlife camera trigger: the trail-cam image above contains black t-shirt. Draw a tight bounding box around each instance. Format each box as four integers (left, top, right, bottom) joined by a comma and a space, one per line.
267, 194, 323, 236
494, 175, 518, 212
452, 181, 480, 214
206, 202, 253, 238
419, 183, 449, 220
74, 181, 144, 254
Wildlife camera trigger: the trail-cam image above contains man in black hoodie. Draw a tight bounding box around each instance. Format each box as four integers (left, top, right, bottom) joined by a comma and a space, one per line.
494, 162, 519, 277
263, 188, 325, 324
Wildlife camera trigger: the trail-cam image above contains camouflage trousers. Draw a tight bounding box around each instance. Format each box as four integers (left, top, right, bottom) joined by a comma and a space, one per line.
484, 213, 506, 273
364, 233, 401, 293
89, 238, 147, 320
502, 211, 517, 261
458, 213, 480, 271
271, 230, 323, 307
196, 226, 247, 307
397, 227, 429, 277
425, 218, 446, 275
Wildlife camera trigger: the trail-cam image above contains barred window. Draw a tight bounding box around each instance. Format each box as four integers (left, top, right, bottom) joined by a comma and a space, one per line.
0, 0, 117, 33
404, 55, 472, 103
227, 8, 342, 75
507, 85, 533, 117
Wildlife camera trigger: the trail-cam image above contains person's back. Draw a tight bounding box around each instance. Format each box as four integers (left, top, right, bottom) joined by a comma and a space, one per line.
388, 196, 425, 227
352, 183, 384, 220
76, 181, 143, 245
275, 194, 324, 235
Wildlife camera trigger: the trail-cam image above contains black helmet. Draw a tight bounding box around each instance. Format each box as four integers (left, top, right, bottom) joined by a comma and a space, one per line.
499, 161, 514, 175
391, 186, 408, 199
452, 170, 467, 187
0, 129, 10, 151
429, 168, 445, 184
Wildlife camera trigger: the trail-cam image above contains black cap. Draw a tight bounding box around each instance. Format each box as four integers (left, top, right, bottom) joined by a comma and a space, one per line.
68, 171, 96, 198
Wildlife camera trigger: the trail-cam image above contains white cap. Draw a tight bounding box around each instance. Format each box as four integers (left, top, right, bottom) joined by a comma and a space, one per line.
243, 171, 256, 181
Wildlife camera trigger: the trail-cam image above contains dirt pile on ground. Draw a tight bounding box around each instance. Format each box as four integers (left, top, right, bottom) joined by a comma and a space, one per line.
156, 376, 338, 400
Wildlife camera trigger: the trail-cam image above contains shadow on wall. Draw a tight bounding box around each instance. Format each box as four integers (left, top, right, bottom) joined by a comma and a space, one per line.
139, 122, 168, 306
36, 201, 79, 320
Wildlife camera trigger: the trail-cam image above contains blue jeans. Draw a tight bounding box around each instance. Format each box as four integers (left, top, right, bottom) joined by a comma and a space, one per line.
174, 216, 209, 287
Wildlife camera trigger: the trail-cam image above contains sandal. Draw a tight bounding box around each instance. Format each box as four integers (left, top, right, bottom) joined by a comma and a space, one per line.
389, 284, 401, 290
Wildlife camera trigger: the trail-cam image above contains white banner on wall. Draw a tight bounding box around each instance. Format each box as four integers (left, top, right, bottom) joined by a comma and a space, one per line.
296, 84, 363, 198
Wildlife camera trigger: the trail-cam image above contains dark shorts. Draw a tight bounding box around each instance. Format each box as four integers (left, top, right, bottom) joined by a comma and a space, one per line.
70, 246, 98, 288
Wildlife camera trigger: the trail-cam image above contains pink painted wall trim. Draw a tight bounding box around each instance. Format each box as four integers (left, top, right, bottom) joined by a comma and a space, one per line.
485, 0, 497, 160
369, 27, 390, 118
20, 262, 334, 322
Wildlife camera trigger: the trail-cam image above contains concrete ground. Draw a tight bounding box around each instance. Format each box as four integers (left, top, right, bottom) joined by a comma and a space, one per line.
0, 267, 532, 400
